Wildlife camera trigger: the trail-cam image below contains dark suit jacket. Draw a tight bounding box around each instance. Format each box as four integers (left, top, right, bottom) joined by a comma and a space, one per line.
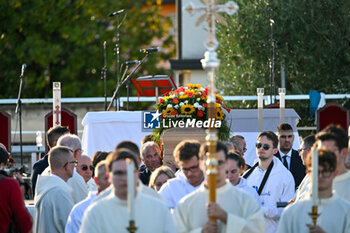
275, 149, 306, 189
31, 154, 49, 195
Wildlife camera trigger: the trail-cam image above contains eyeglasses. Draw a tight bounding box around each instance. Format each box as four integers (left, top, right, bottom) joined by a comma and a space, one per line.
298, 147, 310, 153
182, 163, 200, 173
308, 169, 334, 178
64, 160, 78, 168
256, 143, 271, 150
113, 170, 137, 177
81, 165, 94, 171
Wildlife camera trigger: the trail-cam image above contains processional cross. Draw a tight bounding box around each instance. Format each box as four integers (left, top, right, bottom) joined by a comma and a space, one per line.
183, 0, 239, 221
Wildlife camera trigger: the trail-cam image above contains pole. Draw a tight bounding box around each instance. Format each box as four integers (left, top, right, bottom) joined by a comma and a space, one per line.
102, 41, 108, 111
16, 64, 26, 166
116, 14, 121, 111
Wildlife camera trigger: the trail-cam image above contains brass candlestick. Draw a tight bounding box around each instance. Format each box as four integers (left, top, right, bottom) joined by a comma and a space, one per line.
126, 220, 137, 233
308, 205, 321, 226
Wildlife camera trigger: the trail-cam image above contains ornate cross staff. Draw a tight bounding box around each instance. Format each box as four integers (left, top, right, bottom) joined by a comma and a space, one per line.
184, 0, 239, 221
53, 82, 61, 126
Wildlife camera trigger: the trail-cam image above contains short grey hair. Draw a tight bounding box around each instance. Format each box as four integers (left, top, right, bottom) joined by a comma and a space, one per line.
140, 141, 160, 160
57, 134, 82, 151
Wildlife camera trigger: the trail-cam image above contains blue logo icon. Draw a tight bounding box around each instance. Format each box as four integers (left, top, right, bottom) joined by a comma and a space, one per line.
143, 111, 161, 129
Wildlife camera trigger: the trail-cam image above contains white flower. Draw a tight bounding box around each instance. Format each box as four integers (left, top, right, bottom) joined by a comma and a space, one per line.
167, 104, 173, 108
179, 102, 184, 106
184, 100, 188, 104
197, 98, 201, 102
194, 102, 199, 108
174, 105, 179, 109
180, 92, 184, 95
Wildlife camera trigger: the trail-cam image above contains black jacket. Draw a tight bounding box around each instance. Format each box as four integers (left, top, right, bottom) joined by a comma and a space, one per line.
31, 154, 49, 195
274, 149, 306, 189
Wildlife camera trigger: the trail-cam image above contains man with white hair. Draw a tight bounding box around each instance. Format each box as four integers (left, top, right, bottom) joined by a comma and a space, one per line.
76, 155, 97, 191
34, 146, 75, 233
139, 141, 162, 185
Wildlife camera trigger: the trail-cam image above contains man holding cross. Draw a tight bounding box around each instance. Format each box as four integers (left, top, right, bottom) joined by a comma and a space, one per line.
173, 142, 264, 233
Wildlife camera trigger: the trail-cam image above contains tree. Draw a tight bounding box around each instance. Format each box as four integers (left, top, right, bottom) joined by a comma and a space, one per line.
0, 0, 174, 99
216, 0, 350, 119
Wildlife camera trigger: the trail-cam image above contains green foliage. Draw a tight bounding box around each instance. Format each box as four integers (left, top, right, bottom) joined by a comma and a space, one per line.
214, 0, 350, 127
0, 0, 174, 99
216, 0, 350, 115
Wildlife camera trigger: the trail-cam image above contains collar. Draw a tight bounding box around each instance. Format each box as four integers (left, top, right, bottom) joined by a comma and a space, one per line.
279, 149, 292, 158
199, 181, 231, 195
334, 170, 350, 183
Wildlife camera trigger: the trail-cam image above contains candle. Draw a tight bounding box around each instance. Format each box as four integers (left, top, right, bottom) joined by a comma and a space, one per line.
311, 148, 318, 206
257, 88, 264, 108
279, 88, 286, 108
126, 158, 135, 221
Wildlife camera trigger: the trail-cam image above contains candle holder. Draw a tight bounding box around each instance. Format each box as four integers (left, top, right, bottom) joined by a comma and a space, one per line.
126, 220, 138, 233
308, 205, 321, 226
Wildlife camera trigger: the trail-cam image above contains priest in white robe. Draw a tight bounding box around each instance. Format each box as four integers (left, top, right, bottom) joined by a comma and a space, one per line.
33, 146, 75, 233
277, 149, 350, 233
80, 149, 175, 233
173, 142, 265, 233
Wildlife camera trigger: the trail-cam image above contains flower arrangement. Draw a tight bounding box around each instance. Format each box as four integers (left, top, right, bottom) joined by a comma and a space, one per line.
153, 83, 230, 142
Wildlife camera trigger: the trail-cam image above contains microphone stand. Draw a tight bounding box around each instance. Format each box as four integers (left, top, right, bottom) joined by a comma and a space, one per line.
107, 53, 151, 111
115, 14, 121, 111
101, 41, 108, 111
15, 65, 25, 166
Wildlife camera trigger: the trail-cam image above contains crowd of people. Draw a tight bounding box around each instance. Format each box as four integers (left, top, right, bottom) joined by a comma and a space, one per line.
0, 122, 350, 233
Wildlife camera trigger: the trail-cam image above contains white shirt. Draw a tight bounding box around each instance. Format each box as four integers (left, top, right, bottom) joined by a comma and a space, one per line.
278, 149, 292, 169
86, 178, 97, 192
333, 170, 350, 202
65, 191, 97, 233
244, 156, 295, 233
277, 193, 350, 233
174, 182, 265, 233
236, 177, 259, 201
159, 170, 203, 210
294, 173, 311, 202
80, 192, 176, 233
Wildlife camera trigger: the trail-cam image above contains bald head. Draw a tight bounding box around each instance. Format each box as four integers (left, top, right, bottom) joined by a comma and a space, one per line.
49, 146, 74, 171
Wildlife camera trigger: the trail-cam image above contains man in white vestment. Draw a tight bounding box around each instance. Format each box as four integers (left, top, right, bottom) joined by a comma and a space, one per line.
80, 149, 176, 233
33, 146, 75, 233
159, 140, 205, 210
174, 142, 265, 233
76, 155, 97, 191
277, 149, 350, 233
243, 131, 295, 233
65, 160, 110, 233
315, 125, 350, 202
294, 135, 315, 202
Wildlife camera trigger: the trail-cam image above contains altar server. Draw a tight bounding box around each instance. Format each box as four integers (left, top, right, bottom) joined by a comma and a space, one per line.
277, 149, 350, 233
173, 142, 265, 233
243, 131, 295, 233
33, 146, 75, 233
80, 149, 175, 233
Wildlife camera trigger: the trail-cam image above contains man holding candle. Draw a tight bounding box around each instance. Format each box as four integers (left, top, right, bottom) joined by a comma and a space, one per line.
274, 123, 306, 189
173, 142, 265, 233
277, 149, 350, 233
80, 149, 176, 233
244, 131, 295, 233
315, 125, 350, 202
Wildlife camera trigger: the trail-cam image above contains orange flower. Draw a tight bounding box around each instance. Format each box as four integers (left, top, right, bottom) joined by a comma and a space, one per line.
197, 110, 204, 118
173, 98, 179, 104
159, 98, 164, 104
171, 110, 178, 116
186, 91, 194, 97
203, 103, 207, 108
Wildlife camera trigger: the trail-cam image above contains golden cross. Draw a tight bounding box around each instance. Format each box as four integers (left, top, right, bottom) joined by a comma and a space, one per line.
184, 0, 239, 49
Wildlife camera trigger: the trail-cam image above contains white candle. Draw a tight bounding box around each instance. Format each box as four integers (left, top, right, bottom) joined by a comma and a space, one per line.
279, 88, 286, 108
312, 148, 318, 206
126, 158, 135, 221
257, 88, 264, 108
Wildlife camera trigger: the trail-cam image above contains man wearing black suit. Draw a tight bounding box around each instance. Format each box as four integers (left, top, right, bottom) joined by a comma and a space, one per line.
31, 126, 70, 195
274, 123, 306, 189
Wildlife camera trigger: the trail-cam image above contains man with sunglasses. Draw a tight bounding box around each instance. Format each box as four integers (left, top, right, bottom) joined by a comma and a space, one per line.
277, 149, 350, 233
173, 142, 265, 233
33, 146, 76, 233
77, 155, 96, 191
243, 131, 295, 233
159, 140, 205, 210
274, 123, 306, 189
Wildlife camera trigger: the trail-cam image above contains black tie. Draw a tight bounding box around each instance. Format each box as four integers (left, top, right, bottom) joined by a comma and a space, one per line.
282, 155, 289, 169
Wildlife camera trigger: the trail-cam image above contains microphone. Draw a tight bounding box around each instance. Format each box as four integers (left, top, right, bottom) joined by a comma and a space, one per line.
139, 47, 161, 53
109, 9, 125, 17
124, 60, 140, 65
20, 64, 26, 77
